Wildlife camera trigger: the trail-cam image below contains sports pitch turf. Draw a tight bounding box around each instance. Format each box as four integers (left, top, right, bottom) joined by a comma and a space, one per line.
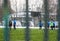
0, 28, 58, 41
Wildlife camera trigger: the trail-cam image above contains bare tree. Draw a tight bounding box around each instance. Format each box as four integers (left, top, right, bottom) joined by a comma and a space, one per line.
8, 0, 15, 14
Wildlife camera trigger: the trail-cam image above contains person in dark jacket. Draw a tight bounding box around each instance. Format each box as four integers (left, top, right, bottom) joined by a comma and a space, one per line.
9, 20, 12, 30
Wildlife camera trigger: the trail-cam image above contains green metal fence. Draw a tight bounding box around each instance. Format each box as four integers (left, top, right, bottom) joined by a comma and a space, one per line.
2, 0, 60, 41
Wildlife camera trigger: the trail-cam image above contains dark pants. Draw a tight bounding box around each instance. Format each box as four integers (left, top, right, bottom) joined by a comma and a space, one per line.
39, 26, 42, 29
51, 26, 55, 30
14, 25, 16, 29
9, 24, 12, 30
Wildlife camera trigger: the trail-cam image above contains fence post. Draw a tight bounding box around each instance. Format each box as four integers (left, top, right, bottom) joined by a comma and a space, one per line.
3, 0, 10, 41
25, 0, 30, 41
57, 0, 60, 41
44, 0, 49, 41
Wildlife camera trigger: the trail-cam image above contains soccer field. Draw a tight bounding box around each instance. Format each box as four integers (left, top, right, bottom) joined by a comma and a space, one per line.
0, 28, 58, 41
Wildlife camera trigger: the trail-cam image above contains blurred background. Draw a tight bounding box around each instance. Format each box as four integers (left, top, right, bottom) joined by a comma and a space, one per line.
0, 0, 58, 27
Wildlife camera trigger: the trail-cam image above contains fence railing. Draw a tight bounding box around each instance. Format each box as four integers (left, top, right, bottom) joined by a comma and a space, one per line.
2, 0, 60, 41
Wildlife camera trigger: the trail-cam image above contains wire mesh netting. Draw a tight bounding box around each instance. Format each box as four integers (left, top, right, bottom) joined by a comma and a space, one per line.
0, 0, 60, 41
